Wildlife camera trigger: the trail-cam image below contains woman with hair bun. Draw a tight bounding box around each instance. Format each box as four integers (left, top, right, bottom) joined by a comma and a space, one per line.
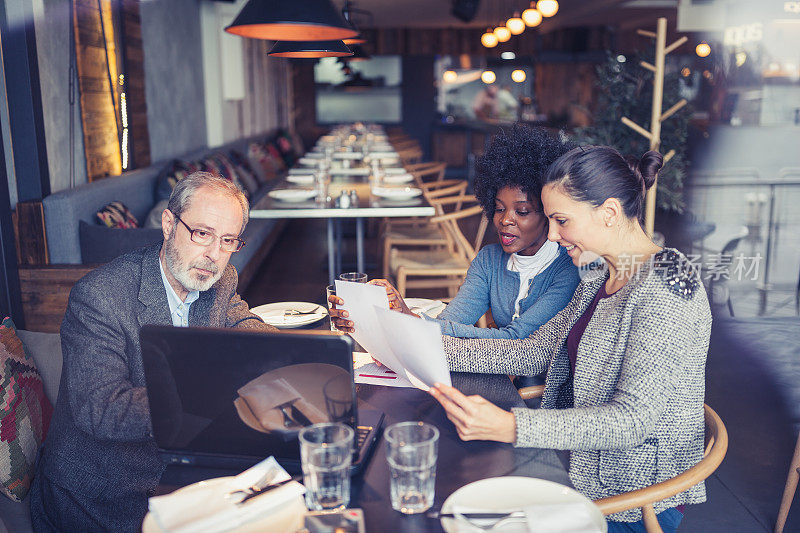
429, 146, 711, 532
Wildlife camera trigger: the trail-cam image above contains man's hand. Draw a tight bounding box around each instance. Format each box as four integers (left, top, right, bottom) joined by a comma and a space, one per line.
428, 383, 516, 443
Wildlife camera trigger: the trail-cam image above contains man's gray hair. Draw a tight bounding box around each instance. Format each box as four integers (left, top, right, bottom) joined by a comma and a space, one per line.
167, 171, 249, 233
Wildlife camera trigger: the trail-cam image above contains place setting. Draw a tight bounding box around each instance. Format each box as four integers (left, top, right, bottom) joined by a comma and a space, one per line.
250, 302, 328, 328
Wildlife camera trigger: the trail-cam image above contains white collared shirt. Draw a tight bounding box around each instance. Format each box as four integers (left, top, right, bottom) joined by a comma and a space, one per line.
159, 257, 199, 327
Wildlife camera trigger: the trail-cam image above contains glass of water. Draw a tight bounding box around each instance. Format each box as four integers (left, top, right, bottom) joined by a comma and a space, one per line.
385, 421, 439, 514
299, 423, 353, 511
338, 272, 367, 284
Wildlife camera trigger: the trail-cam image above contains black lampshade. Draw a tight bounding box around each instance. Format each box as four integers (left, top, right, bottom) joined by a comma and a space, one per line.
225, 0, 357, 41
348, 45, 371, 62
268, 40, 353, 58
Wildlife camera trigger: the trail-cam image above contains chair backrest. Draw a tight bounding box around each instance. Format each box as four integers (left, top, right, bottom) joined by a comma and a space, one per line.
430, 201, 488, 263
407, 161, 447, 185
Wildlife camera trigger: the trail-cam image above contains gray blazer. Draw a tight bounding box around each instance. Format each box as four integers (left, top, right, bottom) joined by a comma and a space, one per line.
30, 244, 274, 532
442, 249, 712, 522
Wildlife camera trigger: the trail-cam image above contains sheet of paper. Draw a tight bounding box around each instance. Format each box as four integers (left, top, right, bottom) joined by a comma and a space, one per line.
352, 352, 414, 388
373, 307, 452, 390
335, 280, 404, 374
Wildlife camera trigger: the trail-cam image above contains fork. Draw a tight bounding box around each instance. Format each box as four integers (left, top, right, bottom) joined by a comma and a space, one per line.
283, 306, 322, 316
225, 469, 280, 502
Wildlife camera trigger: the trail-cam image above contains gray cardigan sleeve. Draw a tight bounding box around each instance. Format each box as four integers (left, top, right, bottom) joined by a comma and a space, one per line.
512, 282, 711, 450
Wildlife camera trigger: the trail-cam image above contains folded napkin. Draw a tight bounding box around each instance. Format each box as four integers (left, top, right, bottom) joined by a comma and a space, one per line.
149, 457, 305, 533
450, 502, 602, 533
383, 173, 414, 184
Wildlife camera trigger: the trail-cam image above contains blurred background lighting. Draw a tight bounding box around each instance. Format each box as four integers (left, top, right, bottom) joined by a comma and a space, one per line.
696, 42, 711, 57
511, 69, 526, 82
536, 0, 559, 18
443, 70, 458, 83
481, 70, 496, 84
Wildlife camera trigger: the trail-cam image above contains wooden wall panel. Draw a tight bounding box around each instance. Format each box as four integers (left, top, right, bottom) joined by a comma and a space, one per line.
120, 0, 150, 168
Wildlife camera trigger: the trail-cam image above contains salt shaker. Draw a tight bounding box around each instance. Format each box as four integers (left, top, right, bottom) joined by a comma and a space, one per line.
337, 191, 351, 208
349, 189, 359, 207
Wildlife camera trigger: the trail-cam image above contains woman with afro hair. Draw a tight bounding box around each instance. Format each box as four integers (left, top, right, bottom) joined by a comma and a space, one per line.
331, 125, 580, 339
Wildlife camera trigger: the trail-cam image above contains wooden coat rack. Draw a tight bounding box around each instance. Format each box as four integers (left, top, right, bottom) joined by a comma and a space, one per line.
621, 17, 688, 236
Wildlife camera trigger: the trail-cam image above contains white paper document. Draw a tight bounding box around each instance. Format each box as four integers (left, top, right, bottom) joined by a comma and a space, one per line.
353, 352, 414, 388
336, 281, 452, 390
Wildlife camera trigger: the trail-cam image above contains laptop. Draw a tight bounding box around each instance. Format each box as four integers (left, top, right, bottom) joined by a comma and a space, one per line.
139, 325, 384, 475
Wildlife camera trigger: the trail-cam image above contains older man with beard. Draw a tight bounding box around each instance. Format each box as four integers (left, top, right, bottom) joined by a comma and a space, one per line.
29, 172, 277, 532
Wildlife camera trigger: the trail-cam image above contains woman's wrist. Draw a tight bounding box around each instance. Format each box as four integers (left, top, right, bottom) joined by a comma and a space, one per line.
503, 409, 517, 444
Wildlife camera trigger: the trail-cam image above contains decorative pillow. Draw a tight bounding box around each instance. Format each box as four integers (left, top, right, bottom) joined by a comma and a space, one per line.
247, 143, 278, 184
264, 142, 287, 171
95, 201, 139, 229
79, 221, 163, 264
155, 160, 201, 202
0, 317, 53, 501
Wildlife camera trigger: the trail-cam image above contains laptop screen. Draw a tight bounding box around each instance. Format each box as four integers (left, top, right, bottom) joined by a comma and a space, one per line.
140, 326, 356, 464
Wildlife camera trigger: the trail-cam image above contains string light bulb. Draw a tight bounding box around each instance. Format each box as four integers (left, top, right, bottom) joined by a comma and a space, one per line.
506, 14, 525, 35
443, 70, 458, 83
696, 42, 711, 58
521, 4, 542, 27
493, 25, 511, 42
511, 69, 526, 82
481, 70, 496, 84
536, 0, 559, 17
481, 29, 498, 48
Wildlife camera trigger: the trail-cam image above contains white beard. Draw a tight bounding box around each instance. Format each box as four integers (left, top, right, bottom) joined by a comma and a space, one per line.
164, 233, 223, 292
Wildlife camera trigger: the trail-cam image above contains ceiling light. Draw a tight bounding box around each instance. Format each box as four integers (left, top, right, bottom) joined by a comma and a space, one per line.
522, 5, 542, 27
268, 40, 353, 58
481, 29, 499, 48
616, 54, 626, 63
506, 14, 525, 35
695, 42, 711, 57
341, 2, 367, 45
343, 35, 367, 45
493, 26, 511, 42
501, 51, 516, 60
481, 70, 496, 84
511, 69, 526, 82
536, 0, 559, 17
443, 70, 458, 83
226, 0, 357, 41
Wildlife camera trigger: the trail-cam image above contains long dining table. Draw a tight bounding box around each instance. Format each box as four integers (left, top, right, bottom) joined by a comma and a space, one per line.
157, 369, 572, 532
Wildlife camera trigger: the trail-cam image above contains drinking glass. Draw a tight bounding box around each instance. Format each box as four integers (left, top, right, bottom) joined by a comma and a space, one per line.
338, 272, 367, 284
385, 421, 439, 514
299, 423, 354, 511
326, 285, 339, 331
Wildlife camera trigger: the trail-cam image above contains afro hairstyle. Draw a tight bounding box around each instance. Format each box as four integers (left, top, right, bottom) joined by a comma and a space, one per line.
474, 125, 574, 217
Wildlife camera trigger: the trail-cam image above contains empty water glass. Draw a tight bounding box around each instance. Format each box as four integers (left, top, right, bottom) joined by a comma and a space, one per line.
385, 421, 439, 514
299, 423, 353, 511
326, 285, 339, 331
338, 272, 367, 284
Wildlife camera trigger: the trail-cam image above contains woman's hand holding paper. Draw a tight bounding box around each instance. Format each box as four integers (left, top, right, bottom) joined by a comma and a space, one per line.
429, 383, 516, 444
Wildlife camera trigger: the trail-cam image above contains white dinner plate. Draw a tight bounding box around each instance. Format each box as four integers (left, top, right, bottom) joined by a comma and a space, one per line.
382, 173, 414, 184
404, 298, 446, 318
296, 157, 319, 166
286, 174, 314, 185
332, 152, 362, 160
330, 167, 370, 176
267, 189, 316, 202
371, 186, 422, 200
441, 477, 607, 533
383, 167, 408, 175
250, 302, 328, 328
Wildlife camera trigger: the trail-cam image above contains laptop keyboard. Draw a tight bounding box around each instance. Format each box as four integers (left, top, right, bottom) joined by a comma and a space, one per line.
356, 426, 372, 447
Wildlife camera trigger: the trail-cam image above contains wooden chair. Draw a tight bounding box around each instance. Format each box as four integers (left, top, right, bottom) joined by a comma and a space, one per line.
380, 183, 469, 278
397, 146, 424, 165
405, 161, 447, 184
518, 386, 728, 533
775, 432, 800, 533
390, 198, 488, 298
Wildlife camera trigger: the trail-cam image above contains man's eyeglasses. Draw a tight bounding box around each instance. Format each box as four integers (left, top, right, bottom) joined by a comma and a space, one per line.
172, 213, 245, 253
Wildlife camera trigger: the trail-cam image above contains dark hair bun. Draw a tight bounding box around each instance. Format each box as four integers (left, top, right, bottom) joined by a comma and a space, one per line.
637, 151, 664, 190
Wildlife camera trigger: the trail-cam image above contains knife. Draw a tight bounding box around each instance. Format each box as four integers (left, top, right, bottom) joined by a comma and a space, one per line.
428, 511, 526, 520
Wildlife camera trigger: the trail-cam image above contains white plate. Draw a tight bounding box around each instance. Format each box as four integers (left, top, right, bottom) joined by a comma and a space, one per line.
383, 173, 415, 184
441, 477, 607, 533
267, 189, 316, 202
405, 298, 446, 318
371, 186, 422, 200
368, 151, 399, 160
330, 167, 370, 176
286, 174, 314, 184
383, 167, 408, 175
332, 152, 362, 160
250, 302, 328, 328
296, 157, 319, 166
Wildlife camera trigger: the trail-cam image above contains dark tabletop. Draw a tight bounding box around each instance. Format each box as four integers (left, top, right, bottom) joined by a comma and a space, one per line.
158, 370, 570, 532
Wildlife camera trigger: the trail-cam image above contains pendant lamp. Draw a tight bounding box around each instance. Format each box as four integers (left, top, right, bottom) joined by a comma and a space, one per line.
226, 0, 357, 41
268, 40, 353, 58
342, 1, 367, 45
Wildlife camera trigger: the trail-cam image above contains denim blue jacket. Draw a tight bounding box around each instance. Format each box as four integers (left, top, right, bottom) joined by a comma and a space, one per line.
430, 243, 580, 339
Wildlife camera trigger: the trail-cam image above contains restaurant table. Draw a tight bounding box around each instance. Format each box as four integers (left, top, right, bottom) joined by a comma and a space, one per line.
250, 180, 435, 285
157, 371, 572, 532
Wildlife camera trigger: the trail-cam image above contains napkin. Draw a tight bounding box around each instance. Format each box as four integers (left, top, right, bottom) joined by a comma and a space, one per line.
450, 502, 602, 533
148, 457, 305, 533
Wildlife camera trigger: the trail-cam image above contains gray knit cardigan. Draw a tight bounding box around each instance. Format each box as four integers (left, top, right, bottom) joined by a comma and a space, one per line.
442, 248, 712, 522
